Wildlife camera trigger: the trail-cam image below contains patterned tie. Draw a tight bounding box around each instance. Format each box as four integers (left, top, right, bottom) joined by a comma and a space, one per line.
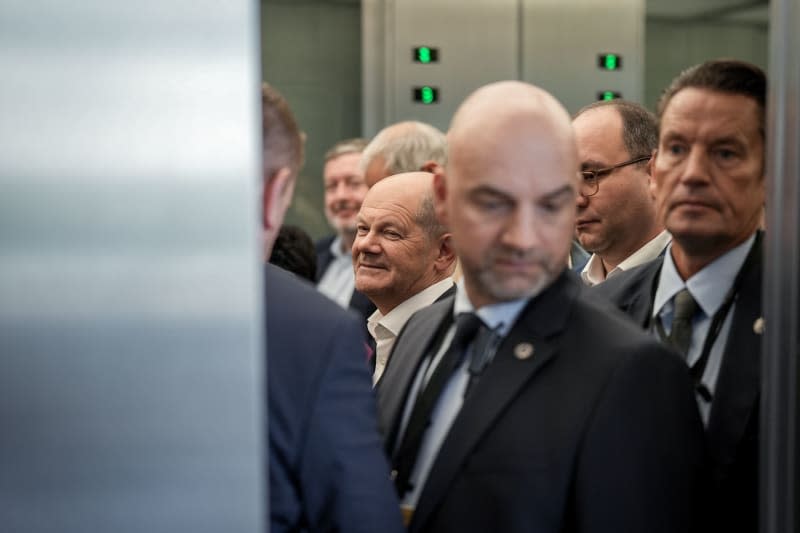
392, 312, 485, 495
668, 288, 698, 359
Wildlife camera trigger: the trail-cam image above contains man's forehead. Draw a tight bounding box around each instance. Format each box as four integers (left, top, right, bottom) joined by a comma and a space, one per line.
661, 88, 760, 130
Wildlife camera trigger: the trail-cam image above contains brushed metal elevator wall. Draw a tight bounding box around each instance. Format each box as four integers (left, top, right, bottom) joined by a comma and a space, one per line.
0, 1, 264, 532
363, 0, 644, 135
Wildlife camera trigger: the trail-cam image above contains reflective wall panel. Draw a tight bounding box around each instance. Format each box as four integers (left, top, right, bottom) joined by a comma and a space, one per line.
0, 1, 264, 532
363, 0, 644, 135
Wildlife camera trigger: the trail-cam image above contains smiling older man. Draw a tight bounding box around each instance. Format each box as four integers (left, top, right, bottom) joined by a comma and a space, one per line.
352, 171, 456, 383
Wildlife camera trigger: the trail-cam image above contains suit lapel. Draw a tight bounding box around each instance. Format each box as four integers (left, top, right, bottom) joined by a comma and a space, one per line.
620, 261, 661, 328
376, 298, 454, 451
706, 237, 763, 470
412, 273, 576, 531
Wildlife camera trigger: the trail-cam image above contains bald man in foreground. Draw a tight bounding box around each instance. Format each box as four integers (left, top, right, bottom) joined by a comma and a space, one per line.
376, 81, 705, 533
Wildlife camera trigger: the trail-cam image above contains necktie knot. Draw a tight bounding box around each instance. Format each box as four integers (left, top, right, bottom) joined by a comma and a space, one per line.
673, 289, 698, 322
450, 312, 484, 359
668, 288, 697, 359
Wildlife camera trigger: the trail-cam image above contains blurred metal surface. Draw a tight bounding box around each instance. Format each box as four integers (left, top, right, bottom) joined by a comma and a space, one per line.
762, 0, 799, 531
0, 1, 264, 532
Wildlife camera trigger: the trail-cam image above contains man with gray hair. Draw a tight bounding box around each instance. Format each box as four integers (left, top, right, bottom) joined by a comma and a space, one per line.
573, 99, 669, 285
352, 171, 457, 383
315, 137, 375, 324
360, 121, 448, 187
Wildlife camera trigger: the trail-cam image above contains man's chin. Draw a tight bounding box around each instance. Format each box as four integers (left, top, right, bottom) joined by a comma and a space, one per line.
480, 272, 552, 303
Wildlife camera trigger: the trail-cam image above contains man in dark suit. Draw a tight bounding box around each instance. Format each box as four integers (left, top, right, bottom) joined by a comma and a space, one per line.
376, 80, 705, 532
572, 100, 669, 285
262, 83, 403, 533
315, 138, 376, 324
593, 59, 767, 532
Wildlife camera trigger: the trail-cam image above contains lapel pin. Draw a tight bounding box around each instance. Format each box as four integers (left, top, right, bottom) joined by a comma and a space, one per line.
753, 317, 765, 335
514, 342, 534, 360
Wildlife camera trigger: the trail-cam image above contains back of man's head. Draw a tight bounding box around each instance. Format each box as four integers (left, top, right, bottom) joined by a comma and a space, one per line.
262, 83, 305, 257
657, 59, 766, 136
361, 121, 447, 187
262, 83, 304, 184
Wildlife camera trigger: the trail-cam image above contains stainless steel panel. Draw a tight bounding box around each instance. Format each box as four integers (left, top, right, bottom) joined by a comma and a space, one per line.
364, 0, 519, 135
522, 0, 644, 113
762, 0, 800, 531
0, 1, 264, 532
363, 0, 644, 135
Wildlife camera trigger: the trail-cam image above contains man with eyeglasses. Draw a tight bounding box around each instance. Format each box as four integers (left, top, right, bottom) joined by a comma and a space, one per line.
573, 100, 670, 285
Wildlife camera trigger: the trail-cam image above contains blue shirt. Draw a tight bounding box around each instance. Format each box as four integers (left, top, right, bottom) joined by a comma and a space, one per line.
652, 233, 756, 424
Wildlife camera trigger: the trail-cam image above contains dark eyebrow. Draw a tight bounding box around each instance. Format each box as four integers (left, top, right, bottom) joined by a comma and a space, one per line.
580, 159, 607, 171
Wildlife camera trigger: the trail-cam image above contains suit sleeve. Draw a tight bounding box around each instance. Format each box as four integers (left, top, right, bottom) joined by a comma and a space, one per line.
573, 344, 707, 533
298, 311, 404, 533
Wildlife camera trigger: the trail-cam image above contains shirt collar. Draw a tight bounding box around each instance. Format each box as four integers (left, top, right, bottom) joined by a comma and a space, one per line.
368, 277, 455, 337
581, 230, 671, 286
453, 282, 530, 337
328, 235, 348, 259
653, 232, 756, 319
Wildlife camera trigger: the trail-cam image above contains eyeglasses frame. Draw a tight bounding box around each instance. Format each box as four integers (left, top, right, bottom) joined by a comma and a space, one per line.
579, 155, 651, 197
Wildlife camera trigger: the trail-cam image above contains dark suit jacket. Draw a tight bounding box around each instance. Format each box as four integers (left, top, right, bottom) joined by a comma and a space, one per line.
593, 235, 763, 532
315, 234, 376, 324
377, 271, 706, 533
266, 264, 403, 533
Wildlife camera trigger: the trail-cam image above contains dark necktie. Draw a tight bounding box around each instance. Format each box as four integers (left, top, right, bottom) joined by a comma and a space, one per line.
668, 288, 698, 359
392, 312, 485, 495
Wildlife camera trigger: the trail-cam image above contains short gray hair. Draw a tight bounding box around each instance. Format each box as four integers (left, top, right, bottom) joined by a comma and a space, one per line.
415, 190, 447, 241
324, 137, 368, 163
360, 121, 447, 175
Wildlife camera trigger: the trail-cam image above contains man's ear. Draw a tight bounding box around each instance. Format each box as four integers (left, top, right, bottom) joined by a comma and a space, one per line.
647, 149, 658, 200
420, 160, 443, 175
263, 166, 295, 231
432, 168, 449, 225
434, 233, 457, 273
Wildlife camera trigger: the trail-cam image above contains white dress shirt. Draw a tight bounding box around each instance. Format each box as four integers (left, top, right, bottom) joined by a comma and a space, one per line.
368, 277, 454, 384
652, 233, 756, 425
317, 236, 355, 309
581, 230, 672, 286
396, 282, 530, 510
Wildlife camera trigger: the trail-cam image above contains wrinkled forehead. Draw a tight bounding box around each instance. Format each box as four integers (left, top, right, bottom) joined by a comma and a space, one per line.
661, 87, 764, 142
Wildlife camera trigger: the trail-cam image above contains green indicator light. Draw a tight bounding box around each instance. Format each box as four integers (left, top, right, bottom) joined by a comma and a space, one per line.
418, 47, 432, 64
602, 91, 615, 101
413, 86, 439, 104
597, 53, 622, 71
421, 86, 434, 104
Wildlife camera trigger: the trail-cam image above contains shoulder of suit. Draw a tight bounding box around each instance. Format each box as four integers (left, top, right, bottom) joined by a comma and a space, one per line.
314, 234, 337, 254
266, 263, 361, 327
393, 293, 453, 342
591, 256, 660, 303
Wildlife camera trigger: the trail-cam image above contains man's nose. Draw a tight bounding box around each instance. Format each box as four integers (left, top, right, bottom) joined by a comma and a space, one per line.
501, 208, 540, 251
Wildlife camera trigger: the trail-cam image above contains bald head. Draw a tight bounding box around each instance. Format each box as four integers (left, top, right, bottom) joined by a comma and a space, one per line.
353, 171, 455, 314
363, 171, 445, 240
361, 121, 448, 187
449, 81, 576, 173
436, 81, 579, 308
